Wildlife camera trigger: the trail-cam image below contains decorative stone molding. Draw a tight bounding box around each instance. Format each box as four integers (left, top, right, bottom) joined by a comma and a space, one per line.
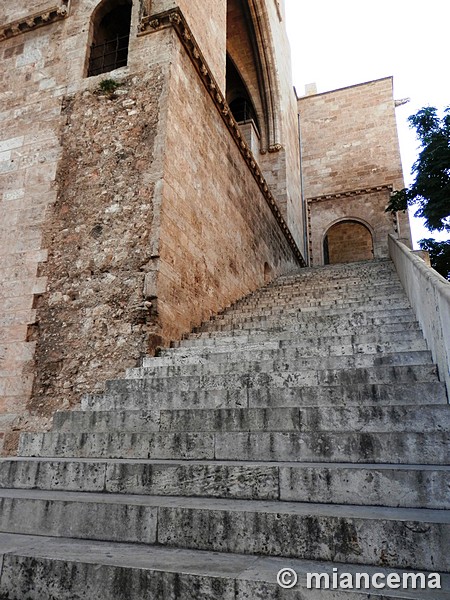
139, 8, 305, 267
307, 185, 394, 204
268, 143, 283, 153
0, 1, 70, 41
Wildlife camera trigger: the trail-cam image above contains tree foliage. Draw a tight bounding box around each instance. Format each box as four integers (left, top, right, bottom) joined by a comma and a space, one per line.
386, 106, 450, 232
419, 238, 450, 281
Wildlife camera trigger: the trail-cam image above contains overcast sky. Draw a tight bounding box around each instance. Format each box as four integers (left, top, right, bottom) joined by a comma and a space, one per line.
285, 0, 449, 247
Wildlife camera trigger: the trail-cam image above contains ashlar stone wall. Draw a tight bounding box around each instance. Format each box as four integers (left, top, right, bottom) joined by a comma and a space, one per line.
298, 77, 412, 266
0, 1, 303, 452
156, 27, 299, 343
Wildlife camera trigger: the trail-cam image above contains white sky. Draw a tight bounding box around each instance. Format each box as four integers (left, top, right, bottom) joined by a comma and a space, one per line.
285, 0, 449, 248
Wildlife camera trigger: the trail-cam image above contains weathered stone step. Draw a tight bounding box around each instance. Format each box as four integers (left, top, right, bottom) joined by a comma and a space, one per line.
152, 338, 429, 366
189, 321, 421, 341
2, 533, 448, 600
175, 327, 426, 351
82, 381, 447, 412
237, 287, 407, 303
105, 365, 439, 398
0, 491, 449, 571
267, 279, 402, 293
128, 351, 433, 379
273, 261, 396, 280
273, 269, 398, 286
211, 307, 414, 328
236, 290, 407, 311
177, 323, 422, 346
17, 430, 450, 464
198, 311, 417, 333
232, 293, 408, 312
51, 405, 450, 435
240, 281, 405, 300
2, 458, 449, 509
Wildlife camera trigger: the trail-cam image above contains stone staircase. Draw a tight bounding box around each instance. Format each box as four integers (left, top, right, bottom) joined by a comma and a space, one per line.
1, 258, 449, 599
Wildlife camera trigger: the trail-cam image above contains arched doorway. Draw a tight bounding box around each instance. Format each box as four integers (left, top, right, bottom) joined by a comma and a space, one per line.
87, 0, 132, 77
323, 220, 374, 265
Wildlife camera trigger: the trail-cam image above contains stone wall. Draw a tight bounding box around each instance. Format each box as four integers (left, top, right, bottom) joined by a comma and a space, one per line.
155, 27, 300, 344
29, 68, 167, 420
298, 77, 405, 197
0, 2, 303, 452
299, 77, 412, 265
0, 14, 70, 453
149, 0, 227, 90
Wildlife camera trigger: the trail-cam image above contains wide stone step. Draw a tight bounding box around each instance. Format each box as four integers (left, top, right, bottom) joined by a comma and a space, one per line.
17, 430, 450, 464
0, 491, 449, 572
208, 306, 412, 327
263, 276, 402, 292
105, 365, 439, 397
177, 323, 423, 347
2, 533, 448, 600
223, 295, 410, 315
129, 351, 433, 379
198, 309, 416, 333
189, 321, 421, 341
82, 381, 447, 411
2, 458, 449, 509
151, 338, 430, 366
272, 269, 398, 287
51, 405, 450, 434
174, 327, 426, 351
240, 282, 405, 302
218, 288, 410, 318
238, 290, 407, 309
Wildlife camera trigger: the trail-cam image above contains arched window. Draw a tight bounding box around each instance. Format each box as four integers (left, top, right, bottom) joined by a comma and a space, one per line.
227, 55, 259, 132
226, 0, 280, 152
324, 220, 374, 265
87, 0, 132, 77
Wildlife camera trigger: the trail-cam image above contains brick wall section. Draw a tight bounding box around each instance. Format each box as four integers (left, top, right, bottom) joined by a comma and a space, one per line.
326, 221, 374, 265
156, 33, 299, 343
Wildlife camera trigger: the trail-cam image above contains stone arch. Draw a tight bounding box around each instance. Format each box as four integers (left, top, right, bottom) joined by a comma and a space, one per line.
86, 0, 133, 77
226, 0, 281, 152
323, 219, 374, 265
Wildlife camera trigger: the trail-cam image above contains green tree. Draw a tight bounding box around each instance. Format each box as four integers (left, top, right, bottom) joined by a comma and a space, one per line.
386, 106, 450, 232
418, 238, 450, 281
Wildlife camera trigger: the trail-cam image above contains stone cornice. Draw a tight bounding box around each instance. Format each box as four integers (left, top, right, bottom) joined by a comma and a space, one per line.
0, 1, 70, 41
307, 185, 394, 204
139, 8, 305, 267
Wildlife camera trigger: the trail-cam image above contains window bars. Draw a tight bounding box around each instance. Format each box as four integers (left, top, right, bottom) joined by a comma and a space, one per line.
88, 34, 129, 77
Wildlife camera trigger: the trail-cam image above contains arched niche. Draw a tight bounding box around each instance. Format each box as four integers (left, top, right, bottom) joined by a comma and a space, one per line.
86, 0, 133, 77
323, 220, 374, 265
226, 0, 280, 153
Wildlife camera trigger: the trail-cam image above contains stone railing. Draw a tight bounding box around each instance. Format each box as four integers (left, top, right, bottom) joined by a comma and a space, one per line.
389, 234, 450, 399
